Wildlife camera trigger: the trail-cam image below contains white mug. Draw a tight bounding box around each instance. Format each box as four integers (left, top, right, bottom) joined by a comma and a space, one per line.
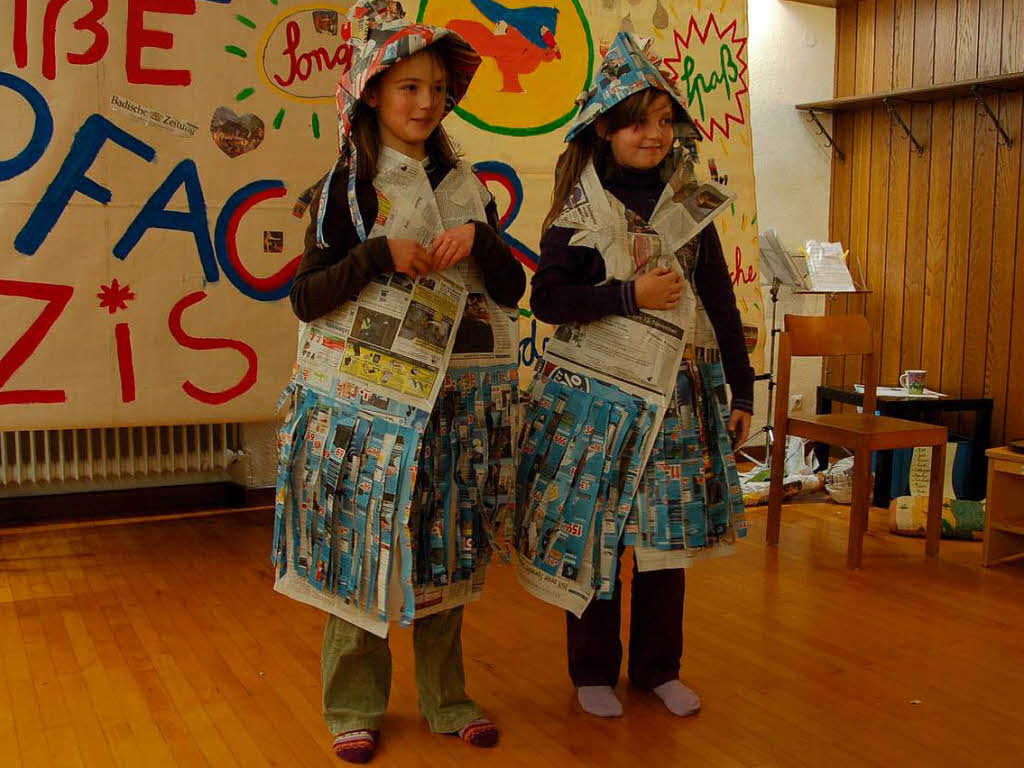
899, 370, 926, 395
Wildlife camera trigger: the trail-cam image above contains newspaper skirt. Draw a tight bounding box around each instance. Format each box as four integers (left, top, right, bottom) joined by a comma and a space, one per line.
271, 363, 517, 636
626, 358, 747, 569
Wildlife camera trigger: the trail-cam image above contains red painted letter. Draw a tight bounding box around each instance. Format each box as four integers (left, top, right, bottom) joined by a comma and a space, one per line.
0, 280, 74, 405
168, 291, 258, 405
731, 246, 757, 286
68, 0, 110, 67
114, 322, 136, 403
42, 0, 110, 80
14, 0, 29, 68
126, 0, 195, 86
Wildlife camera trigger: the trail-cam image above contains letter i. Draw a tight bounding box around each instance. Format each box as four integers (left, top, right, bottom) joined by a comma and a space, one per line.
15, 0, 28, 68
97, 278, 138, 402
115, 322, 136, 402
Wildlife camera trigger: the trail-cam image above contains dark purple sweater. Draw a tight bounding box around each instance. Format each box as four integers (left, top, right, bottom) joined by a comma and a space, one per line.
531, 165, 754, 414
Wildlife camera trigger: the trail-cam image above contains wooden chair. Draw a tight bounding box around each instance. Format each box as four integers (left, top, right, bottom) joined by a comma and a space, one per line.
767, 314, 947, 568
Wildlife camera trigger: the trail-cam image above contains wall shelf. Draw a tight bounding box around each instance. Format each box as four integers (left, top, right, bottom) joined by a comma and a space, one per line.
795, 72, 1024, 112
795, 71, 1024, 158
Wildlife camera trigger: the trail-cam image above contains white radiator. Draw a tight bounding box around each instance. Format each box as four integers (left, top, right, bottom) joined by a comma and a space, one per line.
0, 424, 244, 495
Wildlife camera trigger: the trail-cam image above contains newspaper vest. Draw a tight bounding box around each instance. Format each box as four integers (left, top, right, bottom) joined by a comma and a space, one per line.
548, 160, 727, 386
367, 148, 519, 372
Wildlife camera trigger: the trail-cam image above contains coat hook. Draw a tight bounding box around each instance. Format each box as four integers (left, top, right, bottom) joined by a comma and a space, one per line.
806, 109, 846, 162
970, 86, 1014, 148
883, 98, 925, 155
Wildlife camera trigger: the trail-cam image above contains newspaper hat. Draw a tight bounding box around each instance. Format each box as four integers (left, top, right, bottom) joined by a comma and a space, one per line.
317, 0, 482, 244
335, 0, 481, 149
565, 30, 697, 142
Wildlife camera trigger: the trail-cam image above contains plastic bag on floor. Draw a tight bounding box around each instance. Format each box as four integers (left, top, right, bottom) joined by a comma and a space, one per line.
784, 436, 814, 476
741, 473, 824, 507
738, 437, 823, 507
824, 456, 860, 505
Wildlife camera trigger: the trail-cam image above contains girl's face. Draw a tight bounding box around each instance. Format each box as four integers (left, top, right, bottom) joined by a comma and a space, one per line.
365, 50, 447, 159
600, 92, 675, 170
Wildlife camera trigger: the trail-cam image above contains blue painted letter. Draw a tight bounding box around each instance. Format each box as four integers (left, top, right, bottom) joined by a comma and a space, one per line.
114, 159, 219, 282
14, 114, 155, 255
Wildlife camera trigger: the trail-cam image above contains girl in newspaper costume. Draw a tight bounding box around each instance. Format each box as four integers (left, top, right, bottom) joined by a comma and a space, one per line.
275, 1, 525, 760
520, 32, 754, 719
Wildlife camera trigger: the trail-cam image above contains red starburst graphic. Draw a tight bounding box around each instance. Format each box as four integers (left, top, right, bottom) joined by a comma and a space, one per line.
97, 279, 136, 314
662, 14, 748, 142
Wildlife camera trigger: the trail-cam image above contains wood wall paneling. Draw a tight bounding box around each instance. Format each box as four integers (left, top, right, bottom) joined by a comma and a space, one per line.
829, 0, 1024, 444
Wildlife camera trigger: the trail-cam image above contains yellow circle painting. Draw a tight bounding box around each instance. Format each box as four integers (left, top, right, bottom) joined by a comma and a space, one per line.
418, 0, 594, 135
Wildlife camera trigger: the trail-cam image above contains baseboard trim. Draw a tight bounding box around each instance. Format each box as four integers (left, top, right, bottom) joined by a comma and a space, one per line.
0, 482, 272, 528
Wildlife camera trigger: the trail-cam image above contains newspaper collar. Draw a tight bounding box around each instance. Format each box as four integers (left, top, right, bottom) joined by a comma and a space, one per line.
555, 159, 735, 281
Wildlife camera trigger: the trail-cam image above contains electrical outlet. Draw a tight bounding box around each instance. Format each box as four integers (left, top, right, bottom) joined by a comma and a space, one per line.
790, 394, 804, 411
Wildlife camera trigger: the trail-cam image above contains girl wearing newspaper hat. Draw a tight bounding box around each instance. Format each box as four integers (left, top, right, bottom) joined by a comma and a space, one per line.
276, 1, 525, 761
517, 31, 754, 719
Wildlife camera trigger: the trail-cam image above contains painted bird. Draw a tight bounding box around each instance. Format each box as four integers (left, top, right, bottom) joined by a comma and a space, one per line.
468, 0, 559, 50
447, 0, 561, 93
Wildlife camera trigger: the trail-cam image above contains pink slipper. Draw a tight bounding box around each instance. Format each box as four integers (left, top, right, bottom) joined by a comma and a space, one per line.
332, 730, 378, 764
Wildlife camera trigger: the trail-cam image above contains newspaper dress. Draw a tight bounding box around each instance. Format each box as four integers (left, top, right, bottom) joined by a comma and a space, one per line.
514, 31, 746, 616
272, 2, 518, 637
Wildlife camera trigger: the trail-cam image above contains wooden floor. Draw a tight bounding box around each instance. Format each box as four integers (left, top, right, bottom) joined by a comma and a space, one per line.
1, 501, 1023, 768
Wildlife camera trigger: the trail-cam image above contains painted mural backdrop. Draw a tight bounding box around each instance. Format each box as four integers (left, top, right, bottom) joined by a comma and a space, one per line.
0, 0, 762, 431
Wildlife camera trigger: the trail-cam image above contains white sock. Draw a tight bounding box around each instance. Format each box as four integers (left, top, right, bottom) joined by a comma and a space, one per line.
576, 686, 623, 717
653, 680, 701, 717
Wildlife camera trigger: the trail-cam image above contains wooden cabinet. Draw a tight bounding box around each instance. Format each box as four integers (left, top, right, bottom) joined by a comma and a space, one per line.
983, 447, 1024, 567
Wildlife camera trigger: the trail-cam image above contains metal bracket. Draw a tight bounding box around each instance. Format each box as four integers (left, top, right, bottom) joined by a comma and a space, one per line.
883, 98, 925, 154
970, 85, 1014, 148
806, 109, 845, 162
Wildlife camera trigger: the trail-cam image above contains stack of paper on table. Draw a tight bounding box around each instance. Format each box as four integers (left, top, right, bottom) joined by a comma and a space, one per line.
854, 384, 946, 399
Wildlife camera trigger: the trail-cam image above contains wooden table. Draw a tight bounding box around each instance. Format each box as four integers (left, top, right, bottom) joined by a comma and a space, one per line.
983, 447, 1024, 567
814, 386, 993, 505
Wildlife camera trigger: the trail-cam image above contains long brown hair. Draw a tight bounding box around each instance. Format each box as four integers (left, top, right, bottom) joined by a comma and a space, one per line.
349, 47, 461, 182
541, 88, 686, 233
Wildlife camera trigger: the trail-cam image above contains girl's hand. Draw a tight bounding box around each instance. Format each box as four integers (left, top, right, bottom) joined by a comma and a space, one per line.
635, 267, 683, 310
727, 409, 751, 449
388, 238, 432, 280
428, 224, 475, 271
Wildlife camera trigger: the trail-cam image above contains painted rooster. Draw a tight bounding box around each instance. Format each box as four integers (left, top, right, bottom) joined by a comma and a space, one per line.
446, 0, 561, 93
